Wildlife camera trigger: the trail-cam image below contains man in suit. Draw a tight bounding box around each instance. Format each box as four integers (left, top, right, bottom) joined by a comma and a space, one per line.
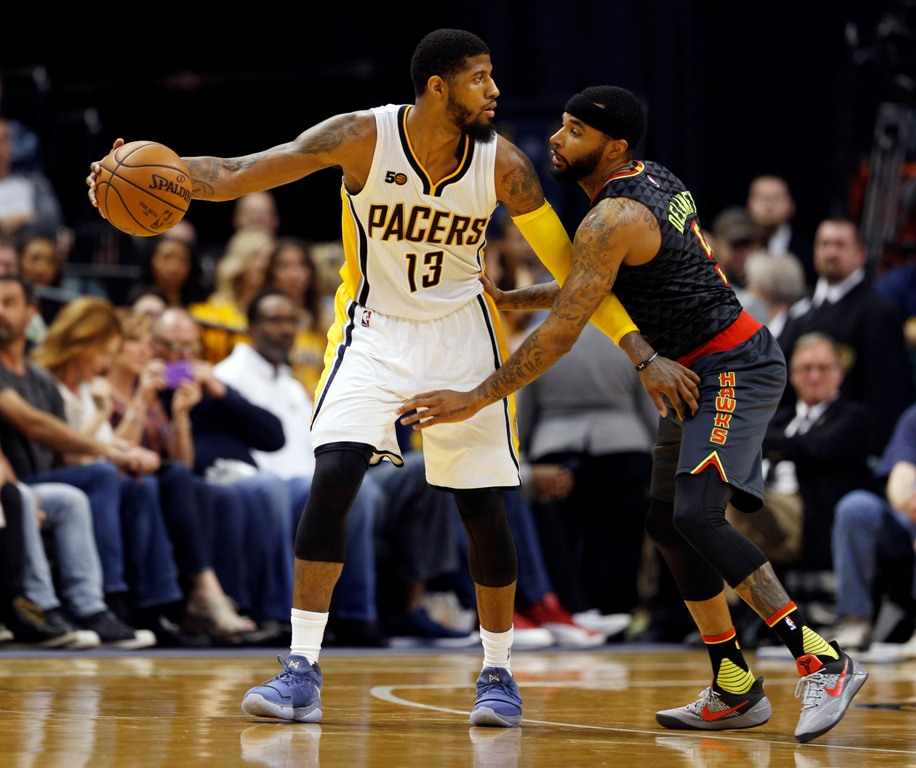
745, 175, 814, 287
778, 218, 912, 457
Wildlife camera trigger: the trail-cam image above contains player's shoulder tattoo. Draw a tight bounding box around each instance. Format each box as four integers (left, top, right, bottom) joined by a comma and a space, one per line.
495, 138, 543, 212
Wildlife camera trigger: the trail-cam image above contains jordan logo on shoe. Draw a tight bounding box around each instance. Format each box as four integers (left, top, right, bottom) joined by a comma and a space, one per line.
824, 660, 849, 697
701, 700, 747, 721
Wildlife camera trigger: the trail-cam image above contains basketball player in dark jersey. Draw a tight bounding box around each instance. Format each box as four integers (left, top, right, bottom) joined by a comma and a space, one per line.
400, 85, 867, 744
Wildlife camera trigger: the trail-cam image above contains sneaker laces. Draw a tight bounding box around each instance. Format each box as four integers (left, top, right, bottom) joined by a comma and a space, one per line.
794, 671, 828, 710
477, 674, 517, 700
273, 656, 313, 687
685, 686, 719, 714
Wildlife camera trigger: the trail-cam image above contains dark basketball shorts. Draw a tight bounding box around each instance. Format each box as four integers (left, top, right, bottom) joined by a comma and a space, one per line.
650, 328, 787, 512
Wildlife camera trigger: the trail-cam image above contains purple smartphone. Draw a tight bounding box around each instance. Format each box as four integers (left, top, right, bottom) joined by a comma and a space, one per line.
163, 360, 194, 389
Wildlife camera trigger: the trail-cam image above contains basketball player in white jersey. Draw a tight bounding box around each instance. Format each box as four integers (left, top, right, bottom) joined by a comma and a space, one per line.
87, 29, 696, 727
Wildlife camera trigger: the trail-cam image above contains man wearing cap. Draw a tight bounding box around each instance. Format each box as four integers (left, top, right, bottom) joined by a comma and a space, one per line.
400, 85, 867, 744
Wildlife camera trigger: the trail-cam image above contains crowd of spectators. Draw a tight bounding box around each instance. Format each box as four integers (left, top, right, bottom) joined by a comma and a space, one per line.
0, 105, 914, 656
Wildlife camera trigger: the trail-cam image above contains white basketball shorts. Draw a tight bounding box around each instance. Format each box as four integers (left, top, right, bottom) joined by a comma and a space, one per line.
311, 295, 520, 490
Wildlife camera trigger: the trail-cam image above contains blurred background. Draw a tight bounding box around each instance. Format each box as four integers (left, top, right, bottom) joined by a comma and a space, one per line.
2, 0, 913, 283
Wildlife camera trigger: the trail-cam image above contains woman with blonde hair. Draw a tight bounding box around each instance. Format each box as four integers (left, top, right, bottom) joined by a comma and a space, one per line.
190, 227, 275, 364
33, 298, 255, 642
31, 297, 186, 641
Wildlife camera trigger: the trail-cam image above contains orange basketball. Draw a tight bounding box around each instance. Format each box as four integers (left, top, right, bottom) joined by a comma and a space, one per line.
95, 141, 192, 237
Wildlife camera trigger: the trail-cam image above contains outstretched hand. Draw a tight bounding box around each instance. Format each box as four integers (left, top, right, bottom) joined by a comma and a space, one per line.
86, 137, 125, 210
397, 389, 484, 430
638, 355, 701, 421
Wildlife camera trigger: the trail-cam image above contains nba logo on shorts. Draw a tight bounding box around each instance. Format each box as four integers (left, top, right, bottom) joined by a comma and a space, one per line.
361, 309, 372, 327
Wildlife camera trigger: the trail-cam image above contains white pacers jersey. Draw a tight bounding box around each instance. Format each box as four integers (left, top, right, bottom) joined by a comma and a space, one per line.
310, 104, 520, 490
341, 103, 497, 319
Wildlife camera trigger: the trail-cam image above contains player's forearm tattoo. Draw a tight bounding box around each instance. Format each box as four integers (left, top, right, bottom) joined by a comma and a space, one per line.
184, 157, 249, 199
477, 335, 560, 405
501, 282, 558, 310
735, 562, 791, 617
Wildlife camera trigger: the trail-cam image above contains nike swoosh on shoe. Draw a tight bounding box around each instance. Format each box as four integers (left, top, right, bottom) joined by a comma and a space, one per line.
824, 659, 849, 697
701, 701, 748, 721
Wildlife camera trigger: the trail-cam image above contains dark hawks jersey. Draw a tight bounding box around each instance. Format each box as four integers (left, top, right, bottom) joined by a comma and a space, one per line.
593, 160, 742, 360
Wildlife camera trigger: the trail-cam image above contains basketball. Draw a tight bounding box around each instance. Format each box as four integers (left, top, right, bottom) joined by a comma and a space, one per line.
95, 141, 193, 237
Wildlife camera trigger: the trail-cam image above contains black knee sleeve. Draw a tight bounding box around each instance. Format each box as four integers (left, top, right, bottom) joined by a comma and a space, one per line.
645, 495, 725, 601
672, 471, 767, 589
294, 449, 369, 562
454, 488, 517, 588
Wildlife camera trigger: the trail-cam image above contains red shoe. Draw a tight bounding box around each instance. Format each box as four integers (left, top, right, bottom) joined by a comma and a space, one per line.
511, 611, 555, 649
522, 593, 606, 647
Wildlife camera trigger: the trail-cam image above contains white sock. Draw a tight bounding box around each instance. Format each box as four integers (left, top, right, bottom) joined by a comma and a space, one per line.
480, 625, 513, 673
290, 608, 328, 665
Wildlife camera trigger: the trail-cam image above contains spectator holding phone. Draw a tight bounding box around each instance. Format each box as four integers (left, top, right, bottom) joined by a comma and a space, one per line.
150, 306, 298, 644
105, 310, 257, 641
31, 296, 253, 645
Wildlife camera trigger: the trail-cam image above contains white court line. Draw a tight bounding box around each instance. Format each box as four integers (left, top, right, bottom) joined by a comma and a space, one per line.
369, 684, 916, 757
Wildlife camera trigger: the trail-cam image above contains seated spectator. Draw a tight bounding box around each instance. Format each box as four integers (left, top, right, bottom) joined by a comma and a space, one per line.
0, 116, 63, 239
197, 191, 281, 290
0, 463, 91, 648
0, 76, 43, 172
130, 290, 168, 320
29, 294, 217, 645
831, 403, 916, 651
126, 220, 209, 309
19, 480, 157, 649
263, 237, 331, 398
708, 206, 767, 321
105, 310, 258, 641
233, 191, 280, 233
16, 227, 80, 343
0, 277, 191, 644
779, 218, 913, 458
151, 306, 295, 644
743, 250, 807, 340
189, 227, 275, 365
0, 234, 16, 275
875, 257, 916, 393
745, 174, 814, 287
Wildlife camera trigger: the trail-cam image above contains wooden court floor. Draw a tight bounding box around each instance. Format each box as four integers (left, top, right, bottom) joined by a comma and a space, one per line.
0, 643, 914, 768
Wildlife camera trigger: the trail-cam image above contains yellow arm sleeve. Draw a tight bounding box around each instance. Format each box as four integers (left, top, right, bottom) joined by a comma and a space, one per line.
511, 202, 639, 345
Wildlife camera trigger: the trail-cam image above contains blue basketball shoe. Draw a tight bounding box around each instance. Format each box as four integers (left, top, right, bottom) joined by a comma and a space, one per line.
470, 667, 523, 727
242, 655, 322, 722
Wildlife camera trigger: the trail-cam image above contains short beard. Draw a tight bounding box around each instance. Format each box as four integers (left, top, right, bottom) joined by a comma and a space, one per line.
447, 98, 496, 144
549, 146, 604, 184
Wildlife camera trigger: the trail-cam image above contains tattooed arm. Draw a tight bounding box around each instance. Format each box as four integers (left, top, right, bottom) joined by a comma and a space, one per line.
87, 111, 378, 208
401, 198, 641, 422
481, 271, 560, 311
400, 196, 701, 426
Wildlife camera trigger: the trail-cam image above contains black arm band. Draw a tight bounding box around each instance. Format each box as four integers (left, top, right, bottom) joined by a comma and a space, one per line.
635, 352, 659, 372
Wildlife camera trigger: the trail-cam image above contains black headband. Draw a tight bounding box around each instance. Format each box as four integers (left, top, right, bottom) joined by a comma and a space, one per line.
564, 93, 631, 145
